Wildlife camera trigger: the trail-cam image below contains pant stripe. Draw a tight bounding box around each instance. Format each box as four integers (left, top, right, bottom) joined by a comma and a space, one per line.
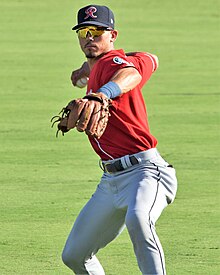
148, 165, 166, 275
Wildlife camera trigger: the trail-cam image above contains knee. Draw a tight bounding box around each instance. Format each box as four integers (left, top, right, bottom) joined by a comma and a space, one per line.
125, 210, 151, 233
125, 211, 156, 249
61, 248, 74, 268
62, 246, 83, 270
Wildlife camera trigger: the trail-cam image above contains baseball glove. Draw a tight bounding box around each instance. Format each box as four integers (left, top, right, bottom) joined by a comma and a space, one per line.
51, 93, 111, 138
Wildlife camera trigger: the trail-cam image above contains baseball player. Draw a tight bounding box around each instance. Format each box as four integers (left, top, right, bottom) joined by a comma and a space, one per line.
61, 4, 178, 275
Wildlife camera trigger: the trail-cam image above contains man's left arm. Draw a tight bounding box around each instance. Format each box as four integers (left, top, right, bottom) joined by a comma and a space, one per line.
96, 67, 142, 99
110, 67, 142, 94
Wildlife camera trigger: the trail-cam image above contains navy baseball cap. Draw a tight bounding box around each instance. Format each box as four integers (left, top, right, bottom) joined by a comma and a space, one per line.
72, 5, 115, 30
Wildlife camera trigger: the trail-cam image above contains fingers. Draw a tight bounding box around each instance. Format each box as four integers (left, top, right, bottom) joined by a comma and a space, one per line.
71, 62, 90, 86
71, 69, 82, 86
94, 112, 109, 138
85, 103, 101, 137
76, 101, 96, 132
67, 99, 88, 129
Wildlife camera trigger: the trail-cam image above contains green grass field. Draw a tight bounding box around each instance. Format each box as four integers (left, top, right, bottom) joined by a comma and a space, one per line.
0, 0, 219, 274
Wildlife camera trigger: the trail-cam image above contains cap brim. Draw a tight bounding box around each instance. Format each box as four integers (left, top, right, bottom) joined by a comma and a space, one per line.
72, 21, 112, 30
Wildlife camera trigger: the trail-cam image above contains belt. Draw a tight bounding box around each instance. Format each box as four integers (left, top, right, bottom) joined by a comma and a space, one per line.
102, 155, 139, 174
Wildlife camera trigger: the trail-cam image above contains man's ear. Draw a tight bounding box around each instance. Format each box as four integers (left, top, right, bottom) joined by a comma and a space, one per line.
110, 30, 118, 42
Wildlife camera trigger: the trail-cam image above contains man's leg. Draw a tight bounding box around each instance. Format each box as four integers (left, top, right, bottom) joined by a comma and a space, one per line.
125, 161, 177, 275
62, 183, 126, 274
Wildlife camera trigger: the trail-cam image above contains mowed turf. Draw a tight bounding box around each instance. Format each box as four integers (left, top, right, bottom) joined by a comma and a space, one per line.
0, 0, 219, 274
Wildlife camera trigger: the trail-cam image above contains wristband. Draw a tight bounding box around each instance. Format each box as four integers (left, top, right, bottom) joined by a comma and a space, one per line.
97, 81, 121, 99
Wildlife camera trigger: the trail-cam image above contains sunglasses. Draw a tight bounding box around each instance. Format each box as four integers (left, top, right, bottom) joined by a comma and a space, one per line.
76, 26, 111, 39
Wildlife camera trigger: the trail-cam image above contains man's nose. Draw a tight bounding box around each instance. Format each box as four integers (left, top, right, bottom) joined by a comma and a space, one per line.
86, 31, 94, 40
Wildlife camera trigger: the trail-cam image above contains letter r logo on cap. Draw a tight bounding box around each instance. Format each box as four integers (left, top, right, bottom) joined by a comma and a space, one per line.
84, 7, 97, 19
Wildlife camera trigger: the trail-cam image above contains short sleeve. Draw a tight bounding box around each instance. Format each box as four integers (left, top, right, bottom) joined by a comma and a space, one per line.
127, 52, 159, 87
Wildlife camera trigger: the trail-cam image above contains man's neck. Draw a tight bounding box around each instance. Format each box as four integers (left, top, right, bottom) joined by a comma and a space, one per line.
87, 49, 114, 70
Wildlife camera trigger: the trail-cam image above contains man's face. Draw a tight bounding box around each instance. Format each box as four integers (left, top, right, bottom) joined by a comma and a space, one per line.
77, 26, 118, 59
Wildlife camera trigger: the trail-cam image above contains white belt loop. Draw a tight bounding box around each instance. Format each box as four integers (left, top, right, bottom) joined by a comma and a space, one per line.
120, 155, 132, 169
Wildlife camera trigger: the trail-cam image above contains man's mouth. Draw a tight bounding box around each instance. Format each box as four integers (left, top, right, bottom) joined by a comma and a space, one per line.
85, 43, 97, 49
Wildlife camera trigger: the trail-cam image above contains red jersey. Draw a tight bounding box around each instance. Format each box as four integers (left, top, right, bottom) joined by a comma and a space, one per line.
86, 49, 158, 160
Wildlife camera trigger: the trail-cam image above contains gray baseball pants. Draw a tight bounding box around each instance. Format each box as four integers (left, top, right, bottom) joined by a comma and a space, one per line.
62, 148, 178, 274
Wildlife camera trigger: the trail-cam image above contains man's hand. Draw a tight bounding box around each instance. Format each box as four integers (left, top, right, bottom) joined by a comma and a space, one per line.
71, 62, 90, 86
